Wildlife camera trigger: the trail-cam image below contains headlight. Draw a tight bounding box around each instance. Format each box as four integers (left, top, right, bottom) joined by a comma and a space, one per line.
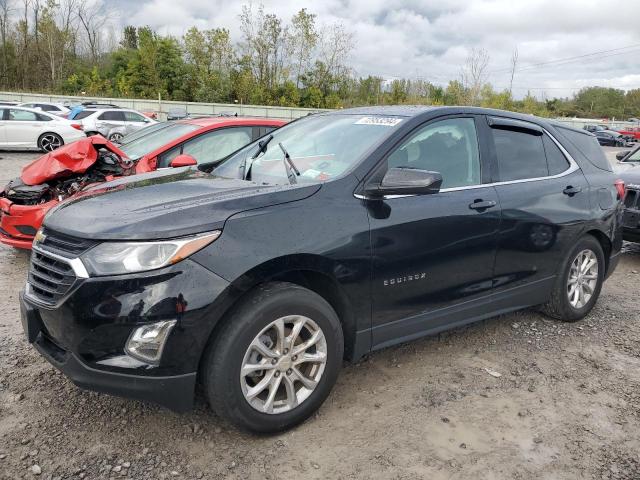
81, 231, 221, 276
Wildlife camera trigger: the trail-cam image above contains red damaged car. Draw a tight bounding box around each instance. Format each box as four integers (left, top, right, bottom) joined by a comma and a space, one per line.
0, 116, 286, 249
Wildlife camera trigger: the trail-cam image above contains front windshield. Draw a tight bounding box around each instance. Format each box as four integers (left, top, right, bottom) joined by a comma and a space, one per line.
213, 114, 403, 184
120, 123, 199, 160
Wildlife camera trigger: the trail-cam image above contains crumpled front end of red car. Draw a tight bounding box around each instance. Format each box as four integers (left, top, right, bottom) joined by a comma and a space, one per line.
0, 136, 134, 250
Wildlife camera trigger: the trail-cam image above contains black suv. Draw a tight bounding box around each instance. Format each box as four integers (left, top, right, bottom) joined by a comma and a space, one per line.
20, 107, 623, 432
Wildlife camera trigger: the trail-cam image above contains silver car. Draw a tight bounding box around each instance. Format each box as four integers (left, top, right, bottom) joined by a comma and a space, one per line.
77, 108, 157, 142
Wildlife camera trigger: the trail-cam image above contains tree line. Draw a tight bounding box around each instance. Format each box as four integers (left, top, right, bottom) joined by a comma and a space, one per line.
0, 0, 638, 120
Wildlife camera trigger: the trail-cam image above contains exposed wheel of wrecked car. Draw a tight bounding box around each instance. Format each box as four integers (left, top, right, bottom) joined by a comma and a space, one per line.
108, 132, 124, 143
540, 235, 604, 322
38, 132, 63, 152
202, 282, 343, 433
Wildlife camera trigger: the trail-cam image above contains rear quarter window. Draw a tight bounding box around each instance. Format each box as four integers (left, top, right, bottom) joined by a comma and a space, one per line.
74, 110, 94, 120
556, 126, 612, 172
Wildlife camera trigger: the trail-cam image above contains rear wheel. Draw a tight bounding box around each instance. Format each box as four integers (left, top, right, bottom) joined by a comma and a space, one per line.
541, 235, 605, 322
38, 133, 63, 152
202, 282, 343, 433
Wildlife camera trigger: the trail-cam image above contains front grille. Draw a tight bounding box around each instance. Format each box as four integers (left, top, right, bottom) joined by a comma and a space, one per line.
624, 189, 638, 209
38, 228, 96, 257
27, 250, 77, 305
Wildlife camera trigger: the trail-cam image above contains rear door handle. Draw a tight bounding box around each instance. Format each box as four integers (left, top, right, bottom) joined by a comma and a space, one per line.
563, 186, 582, 196
469, 200, 497, 211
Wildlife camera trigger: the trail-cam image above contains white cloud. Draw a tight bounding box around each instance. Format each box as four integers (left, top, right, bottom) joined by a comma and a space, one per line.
112, 0, 640, 98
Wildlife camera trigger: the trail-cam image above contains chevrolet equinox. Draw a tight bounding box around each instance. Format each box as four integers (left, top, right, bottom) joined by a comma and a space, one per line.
20, 106, 623, 432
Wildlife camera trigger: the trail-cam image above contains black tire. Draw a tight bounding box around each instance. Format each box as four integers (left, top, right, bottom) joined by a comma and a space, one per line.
202, 282, 344, 433
541, 235, 605, 322
37, 132, 64, 152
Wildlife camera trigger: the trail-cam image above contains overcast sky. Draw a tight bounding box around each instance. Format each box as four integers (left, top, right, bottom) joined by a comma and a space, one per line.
111, 0, 640, 99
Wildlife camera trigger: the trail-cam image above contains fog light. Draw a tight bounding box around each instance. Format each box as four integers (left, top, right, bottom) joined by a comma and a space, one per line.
125, 320, 177, 364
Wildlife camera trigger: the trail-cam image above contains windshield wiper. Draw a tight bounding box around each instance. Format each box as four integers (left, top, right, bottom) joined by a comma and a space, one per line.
238, 134, 273, 180
278, 142, 300, 185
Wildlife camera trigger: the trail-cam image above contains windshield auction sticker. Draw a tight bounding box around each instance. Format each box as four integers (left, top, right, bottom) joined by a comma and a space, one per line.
354, 117, 403, 126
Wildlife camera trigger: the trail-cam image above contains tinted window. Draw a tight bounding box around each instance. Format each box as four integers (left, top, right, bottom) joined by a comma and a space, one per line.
542, 135, 570, 175
627, 147, 640, 162
557, 126, 612, 172
74, 110, 94, 120
124, 111, 146, 122
98, 110, 125, 121
493, 128, 548, 181
387, 118, 480, 188
8, 109, 39, 121
42, 105, 60, 112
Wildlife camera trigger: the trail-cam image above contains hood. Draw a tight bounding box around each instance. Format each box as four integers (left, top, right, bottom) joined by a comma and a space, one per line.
43, 168, 321, 240
21, 136, 127, 185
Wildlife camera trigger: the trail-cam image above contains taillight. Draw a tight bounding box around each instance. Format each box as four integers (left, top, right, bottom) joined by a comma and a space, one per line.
71, 123, 83, 131
615, 179, 625, 200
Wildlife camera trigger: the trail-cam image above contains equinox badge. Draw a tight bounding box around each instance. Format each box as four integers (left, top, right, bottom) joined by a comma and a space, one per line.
384, 273, 427, 286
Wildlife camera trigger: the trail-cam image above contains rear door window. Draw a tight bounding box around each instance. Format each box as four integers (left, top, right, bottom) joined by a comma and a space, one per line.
491, 128, 548, 181
74, 110, 94, 120
98, 110, 125, 121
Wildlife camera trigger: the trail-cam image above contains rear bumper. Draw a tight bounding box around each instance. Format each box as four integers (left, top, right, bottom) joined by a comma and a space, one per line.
21, 291, 197, 412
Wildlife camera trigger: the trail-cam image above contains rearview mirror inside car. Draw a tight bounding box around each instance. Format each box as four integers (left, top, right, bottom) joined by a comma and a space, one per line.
170, 154, 198, 168
616, 151, 630, 161
365, 167, 443, 197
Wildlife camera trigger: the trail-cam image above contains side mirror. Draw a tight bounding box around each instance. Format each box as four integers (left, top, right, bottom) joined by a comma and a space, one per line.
170, 154, 197, 168
616, 151, 630, 161
365, 167, 443, 197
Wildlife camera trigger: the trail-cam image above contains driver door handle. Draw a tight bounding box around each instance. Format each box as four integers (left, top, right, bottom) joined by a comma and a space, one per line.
563, 186, 582, 196
469, 200, 497, 211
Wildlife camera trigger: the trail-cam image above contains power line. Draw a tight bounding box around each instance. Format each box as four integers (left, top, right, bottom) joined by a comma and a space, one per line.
491, 43, 640, 74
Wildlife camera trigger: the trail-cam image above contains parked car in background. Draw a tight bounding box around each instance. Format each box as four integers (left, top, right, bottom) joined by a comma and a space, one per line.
617, 166, 640, 242
18, 102, 71, 118
0, 106, 84, 151
167, 107, 188, 120
616, 125, 640, 141
77, 108, 157, 142
0, 116, 285, 248
0, 100, 19, 106
18, 106, 623, 433
594, 130, 632, 147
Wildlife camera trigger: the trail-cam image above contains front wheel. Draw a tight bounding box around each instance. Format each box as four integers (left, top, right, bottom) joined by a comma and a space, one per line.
202, 282, 344, 433
38, 133, 63, 152
541, 235, 605, 322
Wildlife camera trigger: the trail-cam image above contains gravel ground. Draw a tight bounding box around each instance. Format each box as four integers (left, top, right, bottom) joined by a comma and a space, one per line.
1, 147, 639, 480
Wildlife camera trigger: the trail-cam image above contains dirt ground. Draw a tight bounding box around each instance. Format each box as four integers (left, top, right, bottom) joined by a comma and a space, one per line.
1, 148, 639, 480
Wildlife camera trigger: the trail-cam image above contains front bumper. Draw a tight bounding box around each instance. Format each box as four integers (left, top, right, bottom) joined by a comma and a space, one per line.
21, 254, 232, 412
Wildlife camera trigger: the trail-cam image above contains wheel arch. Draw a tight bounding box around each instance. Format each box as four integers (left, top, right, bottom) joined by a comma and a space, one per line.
197, 255, 360, 381
584, 229, 612, 275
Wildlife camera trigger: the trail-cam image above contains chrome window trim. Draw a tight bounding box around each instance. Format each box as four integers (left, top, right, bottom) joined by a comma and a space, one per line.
354, 127, 577, 200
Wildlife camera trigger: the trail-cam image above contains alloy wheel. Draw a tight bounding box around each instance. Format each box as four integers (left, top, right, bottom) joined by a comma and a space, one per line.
109, 132, 124, 143
40, 134, 62, 151
567, 249, 599, 309
240, 315, 327, 414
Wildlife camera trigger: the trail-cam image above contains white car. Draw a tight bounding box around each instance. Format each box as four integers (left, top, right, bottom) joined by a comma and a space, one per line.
0, 106, 85, 151
77, 108, 157, 142
17, 102, 71, 117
